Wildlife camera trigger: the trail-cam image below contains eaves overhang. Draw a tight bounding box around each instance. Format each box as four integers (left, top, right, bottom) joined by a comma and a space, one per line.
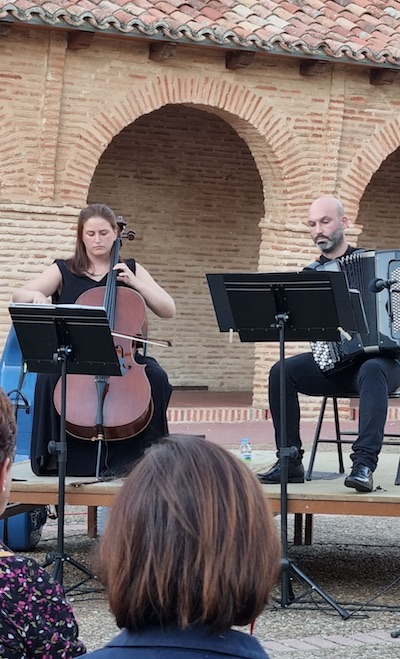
1, 5, 400, 71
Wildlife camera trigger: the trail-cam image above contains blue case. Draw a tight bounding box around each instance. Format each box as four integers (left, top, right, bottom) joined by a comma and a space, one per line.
0, 327, 47, 550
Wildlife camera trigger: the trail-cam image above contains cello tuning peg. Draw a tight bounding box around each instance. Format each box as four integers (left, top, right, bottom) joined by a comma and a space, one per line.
125, 229, 136, 241
116, 215, 136, 240
116, 215, 127, 231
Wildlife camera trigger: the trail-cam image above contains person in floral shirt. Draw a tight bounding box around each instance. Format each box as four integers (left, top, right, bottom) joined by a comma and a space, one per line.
0, 388, 86, 658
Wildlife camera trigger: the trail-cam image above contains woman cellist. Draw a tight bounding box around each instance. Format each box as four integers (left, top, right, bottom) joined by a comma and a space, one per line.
12, 203, 176, 477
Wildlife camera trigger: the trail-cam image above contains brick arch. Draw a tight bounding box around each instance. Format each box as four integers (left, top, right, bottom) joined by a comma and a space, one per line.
339, 116, 400, 218
61, 74, 307, 209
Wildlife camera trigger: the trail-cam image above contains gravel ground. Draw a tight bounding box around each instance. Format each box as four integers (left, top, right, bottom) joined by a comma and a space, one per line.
18, 502, 400, 658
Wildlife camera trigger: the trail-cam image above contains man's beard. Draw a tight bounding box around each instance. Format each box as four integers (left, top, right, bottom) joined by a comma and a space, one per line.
315, 228, 344, 255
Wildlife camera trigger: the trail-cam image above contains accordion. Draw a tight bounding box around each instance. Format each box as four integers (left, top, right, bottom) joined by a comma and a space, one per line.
311, 250, 400, 373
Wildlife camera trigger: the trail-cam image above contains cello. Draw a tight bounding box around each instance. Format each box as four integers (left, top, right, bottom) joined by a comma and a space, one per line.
53, 217, 154, 441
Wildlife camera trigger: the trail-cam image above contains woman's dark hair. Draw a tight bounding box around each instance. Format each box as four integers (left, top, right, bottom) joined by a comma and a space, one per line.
97, 434, 280, 633
67, 203, 118, 275
0, 389, 17, 465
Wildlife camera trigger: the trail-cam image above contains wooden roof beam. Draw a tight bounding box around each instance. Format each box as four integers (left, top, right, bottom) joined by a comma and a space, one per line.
68, 31, 95, 50
226, 51, 255, 70
370, 68, 398, 85
0, 22, 12, 37
149, 42, 177, 62
300, 60, 329, 76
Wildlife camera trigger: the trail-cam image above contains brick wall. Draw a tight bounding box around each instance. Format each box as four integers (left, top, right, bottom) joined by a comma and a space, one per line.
2, 28, 400, 418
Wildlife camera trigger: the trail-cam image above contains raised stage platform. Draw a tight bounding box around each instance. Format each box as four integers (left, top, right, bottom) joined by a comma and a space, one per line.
10, 461, 123, 508
261, 451, 400, 518
7, 390, 400, 540
9, 451, 400, 541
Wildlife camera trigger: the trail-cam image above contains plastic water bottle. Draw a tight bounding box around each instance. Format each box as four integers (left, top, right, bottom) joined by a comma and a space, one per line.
97, 506, 110, 535
239, 437, 252, 465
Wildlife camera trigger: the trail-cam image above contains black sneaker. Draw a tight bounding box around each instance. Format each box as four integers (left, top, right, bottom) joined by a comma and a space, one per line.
257, 460, 305, 484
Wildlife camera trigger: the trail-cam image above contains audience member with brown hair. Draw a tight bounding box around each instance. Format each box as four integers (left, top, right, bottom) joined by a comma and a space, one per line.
85, 434, 281, 658
0, 388, 86, 658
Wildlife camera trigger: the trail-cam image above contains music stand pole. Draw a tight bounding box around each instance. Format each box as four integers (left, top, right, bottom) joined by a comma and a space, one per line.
275, 312, 294, 605
43, 344, 96, 588
275, 313, 350, 618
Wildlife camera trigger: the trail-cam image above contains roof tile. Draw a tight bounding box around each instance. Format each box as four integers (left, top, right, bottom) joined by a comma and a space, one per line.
2, 0, 400, 68
291, 12, 314, 26
233, 4, 254, 19
201, 6, 224, 21
314, 13, 336, 28
385, 6, 400, 20
267, 13, 290, 28
280, 1, 301, 14
12, 0, 37, 10
346, 3, 368, 18
273, 5, 296, 21
147, 6, 168, 18
154, 2, 176, 14
305, 0, 326, 11
128, 0, 151, 8
247, 12, 269, 26
375, 23, 397, 37
335, 14, 359, 30
251, 4, 275, 19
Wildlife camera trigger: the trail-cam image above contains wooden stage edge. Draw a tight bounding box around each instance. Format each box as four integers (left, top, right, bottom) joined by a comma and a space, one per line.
262, 452, 400, 519
9, 452, 400, 519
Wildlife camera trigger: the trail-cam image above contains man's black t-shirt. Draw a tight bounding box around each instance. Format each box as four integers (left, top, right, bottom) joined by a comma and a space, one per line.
304, 245, 362, 270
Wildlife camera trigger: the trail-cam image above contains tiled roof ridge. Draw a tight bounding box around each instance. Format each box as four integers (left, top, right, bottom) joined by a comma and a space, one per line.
1, 1, 400, 68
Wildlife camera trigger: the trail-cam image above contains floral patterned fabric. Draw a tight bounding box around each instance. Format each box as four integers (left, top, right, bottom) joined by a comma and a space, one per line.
0, 542, 86, 658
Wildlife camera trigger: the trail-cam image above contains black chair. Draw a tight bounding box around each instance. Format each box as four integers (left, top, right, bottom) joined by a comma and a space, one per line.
305, 390, 400, 485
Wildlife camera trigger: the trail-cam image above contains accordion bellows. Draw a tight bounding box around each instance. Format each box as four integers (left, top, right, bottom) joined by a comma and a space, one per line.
311, 250, 400, 373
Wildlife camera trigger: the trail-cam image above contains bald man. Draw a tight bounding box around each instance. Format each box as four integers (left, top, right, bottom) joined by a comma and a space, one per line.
257, 196, 400, 493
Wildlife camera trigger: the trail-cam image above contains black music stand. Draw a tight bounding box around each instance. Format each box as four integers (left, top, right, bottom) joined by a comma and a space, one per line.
207, 271, 364, 618
9, 303, 121, 589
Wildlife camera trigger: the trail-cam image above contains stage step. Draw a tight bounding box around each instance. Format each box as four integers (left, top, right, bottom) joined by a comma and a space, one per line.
167, 390, 267, 424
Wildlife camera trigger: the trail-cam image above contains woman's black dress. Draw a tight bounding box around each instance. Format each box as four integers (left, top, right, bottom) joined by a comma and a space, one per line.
30, 259, 173, 477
